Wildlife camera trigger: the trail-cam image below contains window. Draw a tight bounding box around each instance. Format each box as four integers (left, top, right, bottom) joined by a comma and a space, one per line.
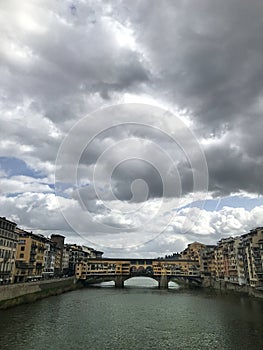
21, 246, 25, 251
19, 253, 24, 258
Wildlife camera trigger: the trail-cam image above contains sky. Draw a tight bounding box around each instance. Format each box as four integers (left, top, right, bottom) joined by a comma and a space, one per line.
1, 0, 263, 257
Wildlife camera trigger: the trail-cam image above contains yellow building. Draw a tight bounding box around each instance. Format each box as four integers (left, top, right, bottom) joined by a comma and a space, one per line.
180, 242, 206, 264
199, 245, 216, 276
14, 228, 46, 282
242, 228, 263, 287
0, 217, 18, 284
153, 260, 200, 277
214, 241, 225, 279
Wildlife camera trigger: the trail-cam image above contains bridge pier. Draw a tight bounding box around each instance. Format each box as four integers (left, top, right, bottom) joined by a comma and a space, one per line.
115, 275, 124, 288
159, 275, 168, 289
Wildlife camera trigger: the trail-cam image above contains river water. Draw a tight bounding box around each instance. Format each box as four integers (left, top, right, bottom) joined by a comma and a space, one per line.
0, 278, 263, 350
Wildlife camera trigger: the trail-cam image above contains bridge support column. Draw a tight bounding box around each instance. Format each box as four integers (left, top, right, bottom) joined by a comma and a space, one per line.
115, 275, 124, 288
159, 275, 168, 289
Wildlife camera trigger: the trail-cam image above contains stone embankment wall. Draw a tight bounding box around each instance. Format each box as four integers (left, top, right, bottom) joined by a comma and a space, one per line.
0, 277, 82, 309
202, 276, 263, 299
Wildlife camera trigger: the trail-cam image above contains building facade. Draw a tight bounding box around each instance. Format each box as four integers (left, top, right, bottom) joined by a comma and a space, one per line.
42, 239, 56, 278
14, 229, 46, 282
0, 217, 18, 284
50, 234, 65, 276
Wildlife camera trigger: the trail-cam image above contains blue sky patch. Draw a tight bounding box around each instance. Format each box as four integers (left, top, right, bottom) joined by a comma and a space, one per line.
179, 195, 263, 212
0, 157, 45, 178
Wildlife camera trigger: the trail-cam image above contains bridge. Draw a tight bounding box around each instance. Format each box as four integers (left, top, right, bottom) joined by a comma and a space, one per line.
76, 258, 202, 289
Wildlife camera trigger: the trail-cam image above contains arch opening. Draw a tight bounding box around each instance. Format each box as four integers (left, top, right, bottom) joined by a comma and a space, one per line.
168, 281, 180, 289
124, 276, 158, 288
94, 281, 115, 287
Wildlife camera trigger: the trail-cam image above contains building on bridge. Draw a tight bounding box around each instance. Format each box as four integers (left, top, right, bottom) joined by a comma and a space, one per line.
75, 258, 201, 289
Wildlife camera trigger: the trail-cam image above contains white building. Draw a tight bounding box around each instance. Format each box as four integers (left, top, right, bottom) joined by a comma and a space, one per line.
42, 239, 56, 278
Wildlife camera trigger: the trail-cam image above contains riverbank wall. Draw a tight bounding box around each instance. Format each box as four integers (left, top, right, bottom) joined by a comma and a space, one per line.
0, 277, 82, 309
202, 276, 263, 299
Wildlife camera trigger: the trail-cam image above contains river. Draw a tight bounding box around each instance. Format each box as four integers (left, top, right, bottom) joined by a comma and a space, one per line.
0, 278, 263, 350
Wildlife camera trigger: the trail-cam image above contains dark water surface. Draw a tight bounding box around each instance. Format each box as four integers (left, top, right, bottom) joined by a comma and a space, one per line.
0, 279, 263, 350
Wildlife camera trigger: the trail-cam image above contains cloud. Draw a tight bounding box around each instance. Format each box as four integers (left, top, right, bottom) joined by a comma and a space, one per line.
112, 0, 263, 196
0, 0, 149, 120
0, 176, 52, 195
1, 0, 263, 256
2, 0, 263, 197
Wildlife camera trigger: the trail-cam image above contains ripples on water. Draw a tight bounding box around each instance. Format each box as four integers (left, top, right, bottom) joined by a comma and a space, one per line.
0, 277, 263, 350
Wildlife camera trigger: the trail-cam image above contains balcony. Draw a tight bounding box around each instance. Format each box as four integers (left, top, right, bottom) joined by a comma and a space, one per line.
38, 246, 46, 252
16, 261, 34, 269
16, 261, 27, 268
253, 257, 261, 261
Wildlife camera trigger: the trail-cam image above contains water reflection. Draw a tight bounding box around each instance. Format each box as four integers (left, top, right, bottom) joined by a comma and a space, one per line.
0, 287, 262, 350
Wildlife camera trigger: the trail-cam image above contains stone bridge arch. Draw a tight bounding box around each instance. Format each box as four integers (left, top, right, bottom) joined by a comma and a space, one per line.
83, 274, 201, 289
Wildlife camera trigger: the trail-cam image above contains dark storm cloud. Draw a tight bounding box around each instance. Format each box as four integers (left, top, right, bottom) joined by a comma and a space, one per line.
50, 0, 263, 199
107, 0, 263, 196
3, 0, 263, 198
75, 122, 190, 202
118, 0, 263, 125
2, 0, 263, 252
0, 0, 150, 123
206, 140, 263, 196
111, 159, 163, 201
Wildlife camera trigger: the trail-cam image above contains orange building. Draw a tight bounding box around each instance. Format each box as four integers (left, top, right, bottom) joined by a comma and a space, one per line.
14, 228, 46, 282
